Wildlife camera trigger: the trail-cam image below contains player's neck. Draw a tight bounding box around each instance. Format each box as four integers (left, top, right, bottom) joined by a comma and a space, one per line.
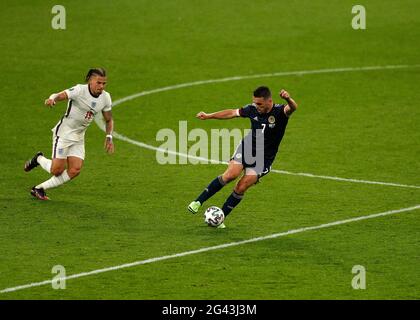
88, 84, 100, 98
264, 103, 274, 114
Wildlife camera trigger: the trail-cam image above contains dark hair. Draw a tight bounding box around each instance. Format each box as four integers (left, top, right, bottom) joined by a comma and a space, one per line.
253, 86, 271, 99
85, 68, 107, 82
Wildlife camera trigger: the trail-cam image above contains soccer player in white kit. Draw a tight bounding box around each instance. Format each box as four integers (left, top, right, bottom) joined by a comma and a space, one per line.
24, 68, 114, 200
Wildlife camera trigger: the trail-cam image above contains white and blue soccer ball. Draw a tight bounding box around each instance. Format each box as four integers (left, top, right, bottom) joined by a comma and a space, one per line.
204, 206, 225, 227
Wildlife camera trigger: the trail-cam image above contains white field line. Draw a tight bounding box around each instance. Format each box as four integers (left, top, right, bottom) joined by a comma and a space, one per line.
270, 170, 420, 189
105, 131, 420, 189
1, 204, 419, 294
95, 64, 420, 189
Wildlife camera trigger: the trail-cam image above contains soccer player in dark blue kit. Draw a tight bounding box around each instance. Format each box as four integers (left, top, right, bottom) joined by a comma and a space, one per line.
188, 86, 298, 228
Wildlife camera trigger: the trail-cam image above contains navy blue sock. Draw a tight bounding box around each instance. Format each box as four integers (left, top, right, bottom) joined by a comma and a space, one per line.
196, 176, 226, 204
222, 191, 244, 217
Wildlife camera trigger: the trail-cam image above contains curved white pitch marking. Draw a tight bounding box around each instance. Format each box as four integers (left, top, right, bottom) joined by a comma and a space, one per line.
113, 64, 420, 107
95, 64, 420, 189
103, 130, 420, 189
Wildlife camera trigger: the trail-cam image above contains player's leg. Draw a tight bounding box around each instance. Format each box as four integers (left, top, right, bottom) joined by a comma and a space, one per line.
221, 172, 258, 218
50, 158, 67, 176
66, 156, 83, 179
31, 157, 70, 199
220, 159, 272, 222
65, 141, 85, 179
32, 156, 81, 199
37, 154, 52, 173
25, 152, 65, 175
188, 160, 243, 214
24, 151, 46, 172
25, 135, 66, 174
30, 139, 83, 200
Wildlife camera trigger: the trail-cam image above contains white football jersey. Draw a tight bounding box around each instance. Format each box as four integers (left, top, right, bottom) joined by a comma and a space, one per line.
52, 84, 112, 141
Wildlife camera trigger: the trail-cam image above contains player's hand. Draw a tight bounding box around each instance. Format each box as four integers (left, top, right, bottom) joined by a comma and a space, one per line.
45, 98, 56, 107
196, 111, 209, 120
104, 137, 114, 154
279, 89, 290, 100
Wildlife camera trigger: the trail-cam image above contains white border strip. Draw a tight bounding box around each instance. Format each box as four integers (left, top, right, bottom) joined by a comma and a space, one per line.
2, 204, 419, 294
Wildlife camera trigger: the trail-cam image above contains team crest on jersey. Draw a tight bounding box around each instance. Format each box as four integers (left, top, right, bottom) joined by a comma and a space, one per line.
91, 101, 97, 109
268, 115, 276, 128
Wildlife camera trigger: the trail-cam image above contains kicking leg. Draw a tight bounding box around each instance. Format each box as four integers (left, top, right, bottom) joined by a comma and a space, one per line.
221, 172, 258, 218
188, 160, 243, 214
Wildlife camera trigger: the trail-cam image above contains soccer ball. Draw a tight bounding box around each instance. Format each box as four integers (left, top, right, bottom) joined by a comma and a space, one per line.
204, 206, 225, 227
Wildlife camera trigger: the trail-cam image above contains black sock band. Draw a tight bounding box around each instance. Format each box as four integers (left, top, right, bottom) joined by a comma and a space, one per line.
222, 191, 244, 217
196, 176, 226, 204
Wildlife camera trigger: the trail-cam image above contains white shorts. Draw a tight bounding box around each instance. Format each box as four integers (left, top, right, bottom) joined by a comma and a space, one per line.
52, 136, 85, 160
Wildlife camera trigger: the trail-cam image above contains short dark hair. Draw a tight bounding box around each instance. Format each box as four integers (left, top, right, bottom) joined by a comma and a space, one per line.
85, 68, 107, 82
253, 86, 271, 99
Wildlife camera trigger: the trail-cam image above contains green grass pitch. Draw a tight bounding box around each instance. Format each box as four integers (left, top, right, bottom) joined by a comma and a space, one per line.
0, 0, 419, 299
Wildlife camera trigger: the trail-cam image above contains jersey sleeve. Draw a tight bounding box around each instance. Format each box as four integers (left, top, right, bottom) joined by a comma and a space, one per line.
238, 104, 253, 118
279, 104, 288, 119
65, 84, 82, 100
103, 93, 112, 112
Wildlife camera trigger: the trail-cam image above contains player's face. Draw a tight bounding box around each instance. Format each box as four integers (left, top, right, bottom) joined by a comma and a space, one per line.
253, 96, 273, 114
89, 75, 107, 95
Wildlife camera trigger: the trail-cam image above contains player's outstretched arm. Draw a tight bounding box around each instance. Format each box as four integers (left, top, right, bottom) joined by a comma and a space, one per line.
280, 89, 298, 117
196, 109, 238, 120
44, 91, 68, 107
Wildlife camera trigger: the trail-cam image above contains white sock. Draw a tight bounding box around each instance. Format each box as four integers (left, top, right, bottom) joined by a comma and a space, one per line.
36, 170, 71, 190
37, 155, 52, 173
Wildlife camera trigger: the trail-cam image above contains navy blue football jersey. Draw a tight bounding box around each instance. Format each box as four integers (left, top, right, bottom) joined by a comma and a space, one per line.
238, 103, 289, 161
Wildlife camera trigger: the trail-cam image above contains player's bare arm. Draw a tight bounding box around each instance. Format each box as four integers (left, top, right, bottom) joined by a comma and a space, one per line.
280, 89, 298, 117
196, 109, 238, 120
103, 110, 114, 154
44, 91, 68, 107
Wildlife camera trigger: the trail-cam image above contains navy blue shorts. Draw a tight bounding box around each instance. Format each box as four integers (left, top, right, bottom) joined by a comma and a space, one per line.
231, 142, 273, 180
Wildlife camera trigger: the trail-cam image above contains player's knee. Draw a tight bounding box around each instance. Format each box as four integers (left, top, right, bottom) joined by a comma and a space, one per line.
234, 186, 245, 194
67, 167, 81, 178
235, 178, 256, 194
234, 183, 248, 195
222, 172, 239, 183
51, 167, 64, 177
